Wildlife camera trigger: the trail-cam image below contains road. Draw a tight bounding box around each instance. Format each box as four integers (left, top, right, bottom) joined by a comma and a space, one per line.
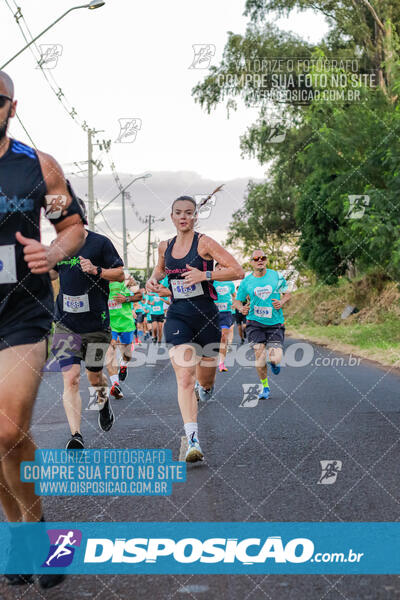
1, 333, 399, 599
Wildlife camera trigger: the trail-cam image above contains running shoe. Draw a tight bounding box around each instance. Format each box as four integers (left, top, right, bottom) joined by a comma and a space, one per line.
4, 526, 33, 585
195, 383, 214, 403
152, 337, 157, 344
258, 386, 270, 400
185, 435, 204, 463
218, 362, 228, 372
4, 574, 33, 585
268, 362, 281, 375
110, 381, 124, 399
119, 365, 128, 381
38, 574, 66, 589
98, 399, 114, 431
66, 432, 84, 450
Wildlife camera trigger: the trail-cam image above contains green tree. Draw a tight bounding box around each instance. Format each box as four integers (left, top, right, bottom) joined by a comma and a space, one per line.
193, 0, 400, 282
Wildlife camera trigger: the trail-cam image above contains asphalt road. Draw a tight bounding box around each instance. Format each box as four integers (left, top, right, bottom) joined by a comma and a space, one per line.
1, 333, 399, 599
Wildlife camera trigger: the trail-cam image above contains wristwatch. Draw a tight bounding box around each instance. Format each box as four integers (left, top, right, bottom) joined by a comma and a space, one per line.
96, 266, 102, 277
205, 271, 213, 281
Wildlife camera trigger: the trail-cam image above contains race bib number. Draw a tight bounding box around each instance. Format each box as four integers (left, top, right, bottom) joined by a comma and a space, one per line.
153, 305, 162, 313
216, 302, 228, 311
0, 244, 17, 284
63, 293, 90, 313
254, 305, 272, 319
171, 279, 203, 299
108, 299, 120, 310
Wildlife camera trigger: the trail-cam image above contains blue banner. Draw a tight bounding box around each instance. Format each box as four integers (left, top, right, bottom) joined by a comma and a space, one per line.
1, 522, 399, 574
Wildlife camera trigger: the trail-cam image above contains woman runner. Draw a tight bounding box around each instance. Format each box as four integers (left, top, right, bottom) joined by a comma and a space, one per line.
146, 193, 244, 462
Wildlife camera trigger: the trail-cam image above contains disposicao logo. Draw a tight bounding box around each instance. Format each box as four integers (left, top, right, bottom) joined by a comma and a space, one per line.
42, 529, 82, 568
83, 536, 314, 564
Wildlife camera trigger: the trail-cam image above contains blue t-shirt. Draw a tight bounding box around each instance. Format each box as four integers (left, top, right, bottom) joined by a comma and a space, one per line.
148, 293, 164, 316
135, 301, 146, 313
55, 230, 123, 333
159, 275, 169, 288
236, 270, 288, 326
214, 281, 236, 313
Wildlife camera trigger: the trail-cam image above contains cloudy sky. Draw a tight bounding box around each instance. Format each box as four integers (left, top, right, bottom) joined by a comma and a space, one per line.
1, 0, 328, 266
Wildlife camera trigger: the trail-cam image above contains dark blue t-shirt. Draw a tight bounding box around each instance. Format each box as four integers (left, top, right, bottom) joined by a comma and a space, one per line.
55, 230, 123, 333
0, 139, 84, 333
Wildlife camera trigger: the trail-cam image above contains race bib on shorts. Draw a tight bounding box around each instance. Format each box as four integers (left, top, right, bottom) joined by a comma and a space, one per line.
63, 293, 90, 313
0, 244, 17, 284
216, 302, 228, 311
108, 299, 120, 310
171, 279, 204, 299
254, 305, 272, 319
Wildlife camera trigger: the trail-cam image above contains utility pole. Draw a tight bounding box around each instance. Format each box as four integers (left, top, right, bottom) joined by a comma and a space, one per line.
146, 215, 153, 279
122, 190, 128, 266
87, 129, 105, 231
87, 128, 95, 230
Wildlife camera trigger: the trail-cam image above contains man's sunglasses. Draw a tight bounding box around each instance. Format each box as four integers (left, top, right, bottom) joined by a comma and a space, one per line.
252, 256, 267, 262
0, 95, 12, 108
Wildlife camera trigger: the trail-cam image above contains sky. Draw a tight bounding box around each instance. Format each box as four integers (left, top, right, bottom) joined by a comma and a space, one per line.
1, 0, 328, 266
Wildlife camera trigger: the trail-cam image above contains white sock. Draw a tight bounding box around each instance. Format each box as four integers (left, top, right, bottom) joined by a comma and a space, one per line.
120, 359, 129, 367
110, 374, 119, 386
184, 422, 198, 443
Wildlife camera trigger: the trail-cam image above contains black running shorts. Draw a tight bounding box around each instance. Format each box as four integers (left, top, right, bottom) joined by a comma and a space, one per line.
0, 316, 51, 351
246, 320, 285, 348
53, 323, 111, 372
235, 311, 247, 325
150, 314, 165, 323
164, 309, 221, 357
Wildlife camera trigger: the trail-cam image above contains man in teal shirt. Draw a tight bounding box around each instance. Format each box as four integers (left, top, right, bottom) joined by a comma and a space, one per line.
214, 264, 236, 372
236, 249, 291, 400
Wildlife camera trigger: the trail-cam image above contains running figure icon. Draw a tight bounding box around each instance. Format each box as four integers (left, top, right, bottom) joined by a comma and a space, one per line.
46, 531, 77, 566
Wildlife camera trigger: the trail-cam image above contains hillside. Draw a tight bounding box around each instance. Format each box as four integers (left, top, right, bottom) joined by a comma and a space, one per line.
285, 274, 400, 366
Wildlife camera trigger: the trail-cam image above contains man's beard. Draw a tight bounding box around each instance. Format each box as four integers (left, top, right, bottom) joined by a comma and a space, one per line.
0, 108, 11, 141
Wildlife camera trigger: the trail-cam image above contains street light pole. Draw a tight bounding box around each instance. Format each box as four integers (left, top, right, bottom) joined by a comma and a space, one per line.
146, 215, 153, 280
145, 214, 165, 279
0, 1, 105, 70
122, 190, 127, 266
95, 173, 151, 217
87, 129, 95, 230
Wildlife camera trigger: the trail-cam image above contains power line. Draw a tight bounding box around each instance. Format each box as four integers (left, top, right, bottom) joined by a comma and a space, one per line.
4, 0, 148, 229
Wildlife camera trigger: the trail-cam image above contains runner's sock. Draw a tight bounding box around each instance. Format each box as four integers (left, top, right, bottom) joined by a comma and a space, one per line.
110, 374, 119, 386
261, 376, 269, 388
184, 422, 198, 443
138, 330, 144, 340
120, 359, 129, 367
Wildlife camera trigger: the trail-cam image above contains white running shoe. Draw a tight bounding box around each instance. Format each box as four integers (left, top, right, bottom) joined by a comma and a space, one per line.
185, 435, 204, 463
195, 382, 214, 403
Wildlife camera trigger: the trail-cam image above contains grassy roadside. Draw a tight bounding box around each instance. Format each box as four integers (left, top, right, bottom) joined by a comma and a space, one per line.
284, 275, 400, 367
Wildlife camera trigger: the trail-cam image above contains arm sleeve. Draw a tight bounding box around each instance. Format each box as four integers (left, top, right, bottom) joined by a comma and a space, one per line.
45, 180, 87, 225
277, 272, 289, 293
101, 238, 124, 269
236, 279, 247, 302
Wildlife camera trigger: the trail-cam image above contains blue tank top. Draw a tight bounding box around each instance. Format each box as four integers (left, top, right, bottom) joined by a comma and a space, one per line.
0, 139, 53, 326
164, 231, 217, 315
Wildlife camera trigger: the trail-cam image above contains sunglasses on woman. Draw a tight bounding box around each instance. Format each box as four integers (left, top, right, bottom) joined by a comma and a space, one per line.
0, 95, 12, 109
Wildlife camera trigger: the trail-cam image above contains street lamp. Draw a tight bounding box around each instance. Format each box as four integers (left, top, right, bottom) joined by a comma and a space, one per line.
96, 173, 152, 267
95, 173, 152, 217
1, 1, 106, 70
